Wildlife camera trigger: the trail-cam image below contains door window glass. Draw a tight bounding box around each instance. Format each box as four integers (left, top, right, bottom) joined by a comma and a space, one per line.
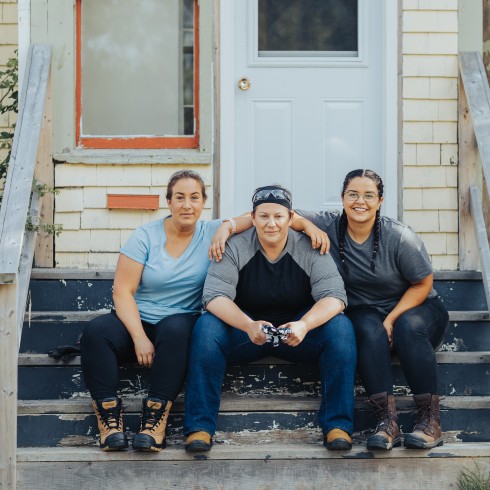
258, 0, 358, 57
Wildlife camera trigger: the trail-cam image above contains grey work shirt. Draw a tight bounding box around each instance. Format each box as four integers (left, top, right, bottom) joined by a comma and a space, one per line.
297, 210, 437, 317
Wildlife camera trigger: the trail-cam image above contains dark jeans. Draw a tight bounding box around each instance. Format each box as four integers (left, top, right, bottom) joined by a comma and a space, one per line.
183, 310, 357, 436
347, 297, 449, 396
81, 310, 198, 401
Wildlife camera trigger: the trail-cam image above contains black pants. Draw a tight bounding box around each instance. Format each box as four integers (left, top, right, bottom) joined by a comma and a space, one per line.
347, 297, 449, 396
81, 310, 198, 401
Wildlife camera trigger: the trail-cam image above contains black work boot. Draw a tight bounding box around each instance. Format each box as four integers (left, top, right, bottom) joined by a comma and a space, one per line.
404, 393, 443, 449
92, 397, 128, 451
366, 392, 401, 450
132, 397, 172, 452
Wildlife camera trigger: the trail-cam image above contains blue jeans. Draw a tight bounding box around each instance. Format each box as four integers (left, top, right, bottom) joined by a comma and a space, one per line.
183, 310, 357, 436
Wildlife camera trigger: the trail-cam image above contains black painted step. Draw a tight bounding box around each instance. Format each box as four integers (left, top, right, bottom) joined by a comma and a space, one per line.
27, 270, 488, 312
17, 395, 490, 447
17, 352, 490, 399
19, 313, 490, 353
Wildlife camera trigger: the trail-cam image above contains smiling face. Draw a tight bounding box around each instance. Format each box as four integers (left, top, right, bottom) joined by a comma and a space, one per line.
341, 176, 384, 226
252, 203, 292, 250
167, 178, 206, 228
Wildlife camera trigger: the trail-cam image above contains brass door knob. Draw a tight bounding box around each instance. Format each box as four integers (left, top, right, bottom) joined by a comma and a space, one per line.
238, 78, 251, 91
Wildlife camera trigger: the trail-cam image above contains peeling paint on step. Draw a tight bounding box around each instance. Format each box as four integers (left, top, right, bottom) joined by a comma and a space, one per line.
428, 453, 457, 458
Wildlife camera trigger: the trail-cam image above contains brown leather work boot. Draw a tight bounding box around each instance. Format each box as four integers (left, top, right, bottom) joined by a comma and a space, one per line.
92, 397, 128, 451
366, 392, 401, 450
404, 393, 443, 449
132, 397, 172, 452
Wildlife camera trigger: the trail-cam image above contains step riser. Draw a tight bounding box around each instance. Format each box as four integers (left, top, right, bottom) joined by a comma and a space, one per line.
28, 279, 489, 312
18, 364, 490, 399
16, 457, 490, 490
17, 409, 490, 447
19, 320, 490, 353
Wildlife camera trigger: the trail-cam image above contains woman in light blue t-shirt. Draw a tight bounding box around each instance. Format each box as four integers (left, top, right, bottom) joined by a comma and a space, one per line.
80, 170, 248, 452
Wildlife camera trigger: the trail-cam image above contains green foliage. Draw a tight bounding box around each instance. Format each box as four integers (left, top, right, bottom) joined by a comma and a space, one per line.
0, 52, 62, 238
26, 215, 63, 237
0, 52, 18, 185
458, 463, 490, 490
33, 181, 60, 198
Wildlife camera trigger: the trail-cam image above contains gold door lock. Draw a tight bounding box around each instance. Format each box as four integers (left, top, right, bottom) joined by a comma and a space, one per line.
238, 78, 251, 91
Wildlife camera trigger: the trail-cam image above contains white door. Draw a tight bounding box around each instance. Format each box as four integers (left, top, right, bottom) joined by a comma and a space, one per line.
220, 0, 398, 216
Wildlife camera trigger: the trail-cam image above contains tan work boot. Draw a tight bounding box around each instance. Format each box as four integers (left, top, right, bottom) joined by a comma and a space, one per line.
366, 392, 401, 450
324, 429, 352, 450
185, 431, 213, 453
92, 397, 128, 451
132, 397, 172, 452
404, 393, 443, 449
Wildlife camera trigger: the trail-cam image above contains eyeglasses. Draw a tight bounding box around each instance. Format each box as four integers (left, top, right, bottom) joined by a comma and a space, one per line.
343, 191, 379, 203
252, 188, 292, 204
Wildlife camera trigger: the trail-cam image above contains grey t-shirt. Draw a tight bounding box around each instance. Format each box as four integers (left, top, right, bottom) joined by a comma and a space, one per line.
203, 228, 347, 325
297, 210, 436, 316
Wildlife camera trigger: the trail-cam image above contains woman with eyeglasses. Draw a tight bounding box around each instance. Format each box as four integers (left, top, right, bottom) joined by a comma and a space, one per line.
297, 169, 449, 451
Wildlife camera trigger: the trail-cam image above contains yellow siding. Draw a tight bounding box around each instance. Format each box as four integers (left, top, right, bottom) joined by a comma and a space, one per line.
0, 1, 17, 165
402, 1, 459, 270
53, 163, 214, 269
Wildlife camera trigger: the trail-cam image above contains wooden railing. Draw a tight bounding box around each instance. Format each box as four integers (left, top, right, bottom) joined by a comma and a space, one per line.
0, 44, 51, 490
459, 51, 490, 309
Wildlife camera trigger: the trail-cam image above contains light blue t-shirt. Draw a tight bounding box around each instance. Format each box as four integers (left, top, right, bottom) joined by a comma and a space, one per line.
120, 217, 222, 324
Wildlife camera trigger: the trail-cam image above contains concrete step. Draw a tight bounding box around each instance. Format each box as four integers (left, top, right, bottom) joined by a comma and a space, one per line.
16, 443, 490, 490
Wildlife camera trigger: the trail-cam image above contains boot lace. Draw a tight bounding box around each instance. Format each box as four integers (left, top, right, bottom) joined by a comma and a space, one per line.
99, 405, 122, 430
141, 402, 166, 432
367, 398, 396, 435
412, 396, 443, 434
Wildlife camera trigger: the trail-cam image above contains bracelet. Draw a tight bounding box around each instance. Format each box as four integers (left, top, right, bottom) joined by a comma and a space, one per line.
223, 217, 237, 234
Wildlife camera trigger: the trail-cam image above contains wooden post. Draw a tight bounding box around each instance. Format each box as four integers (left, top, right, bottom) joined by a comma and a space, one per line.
0, 282, 18, 489
484, 0, 490, 80
34, 70, 53, 268
458, 72, 481, 270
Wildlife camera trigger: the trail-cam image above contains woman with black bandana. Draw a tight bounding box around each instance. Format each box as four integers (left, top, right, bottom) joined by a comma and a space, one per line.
183, 185, 357, 452
297, 169, 449, 450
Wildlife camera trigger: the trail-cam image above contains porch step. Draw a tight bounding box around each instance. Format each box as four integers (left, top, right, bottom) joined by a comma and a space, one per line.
17, 395, 490, 448
16, 443, 490, 490
26, 270, 489, 313
18, 393, 490, 447
18, 270, 490, 474
17, 352, 490, 401
20, 310, 490, 353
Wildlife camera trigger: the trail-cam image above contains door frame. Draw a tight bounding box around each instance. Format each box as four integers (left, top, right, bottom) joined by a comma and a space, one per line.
219, 0, 399, 218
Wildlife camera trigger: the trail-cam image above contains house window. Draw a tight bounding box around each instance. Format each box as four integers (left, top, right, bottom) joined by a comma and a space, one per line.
76, 0, 199, 149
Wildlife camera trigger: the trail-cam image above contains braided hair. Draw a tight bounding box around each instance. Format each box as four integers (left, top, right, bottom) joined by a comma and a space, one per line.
338, 169, 384, 274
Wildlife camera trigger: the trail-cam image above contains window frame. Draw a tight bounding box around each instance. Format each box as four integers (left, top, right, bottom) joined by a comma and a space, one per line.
75, 0, 200, 149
